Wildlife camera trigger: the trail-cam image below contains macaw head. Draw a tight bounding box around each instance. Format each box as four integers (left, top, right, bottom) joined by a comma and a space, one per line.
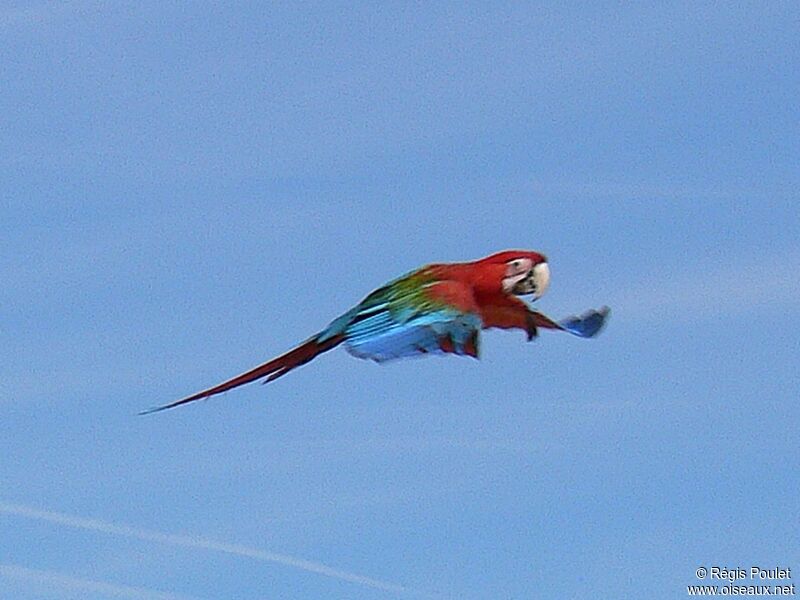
479, 250, 550, 299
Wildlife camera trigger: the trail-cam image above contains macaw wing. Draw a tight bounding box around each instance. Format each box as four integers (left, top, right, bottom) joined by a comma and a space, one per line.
559, 306, 609, 338
346, 310, 482, 362
341, 272, 482, 362
530, 306, 610, 338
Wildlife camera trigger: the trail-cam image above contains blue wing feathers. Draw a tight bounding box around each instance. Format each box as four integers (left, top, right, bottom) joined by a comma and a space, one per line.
558, 306, 610, 338
346, 324, 441, 362
345, 311, 482, 362
317, 306, 361, 343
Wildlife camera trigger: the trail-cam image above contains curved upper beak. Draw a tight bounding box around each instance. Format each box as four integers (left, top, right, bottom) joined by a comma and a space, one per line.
508, 261, 551, 298
531, 262, 550, 299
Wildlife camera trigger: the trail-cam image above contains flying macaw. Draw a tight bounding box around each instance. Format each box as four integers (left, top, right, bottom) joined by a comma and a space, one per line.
145, 250, 608, 413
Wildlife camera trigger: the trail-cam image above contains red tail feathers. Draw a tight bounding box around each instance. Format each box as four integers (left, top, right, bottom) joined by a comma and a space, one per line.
142, 334, 345, 414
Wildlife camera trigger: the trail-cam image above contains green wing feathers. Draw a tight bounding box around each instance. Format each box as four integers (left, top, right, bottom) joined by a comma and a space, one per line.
338, 268, 483, 362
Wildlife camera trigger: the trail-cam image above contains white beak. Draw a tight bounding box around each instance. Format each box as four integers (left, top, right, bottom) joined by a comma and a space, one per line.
532, 262, 550, 299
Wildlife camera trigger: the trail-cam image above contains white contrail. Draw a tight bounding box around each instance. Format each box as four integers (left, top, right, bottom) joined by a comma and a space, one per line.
0, 501, 423, 597
0, 563, 200, 600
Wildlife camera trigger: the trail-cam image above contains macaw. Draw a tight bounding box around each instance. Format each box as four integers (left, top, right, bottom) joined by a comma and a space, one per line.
145, 250, 608, 413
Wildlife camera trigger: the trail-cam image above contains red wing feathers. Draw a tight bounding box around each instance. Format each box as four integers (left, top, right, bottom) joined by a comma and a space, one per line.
525, 311, 564, 331
478, 295, 564, 340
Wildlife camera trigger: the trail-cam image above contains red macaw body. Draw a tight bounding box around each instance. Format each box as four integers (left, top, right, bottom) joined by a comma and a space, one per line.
146, 250, 608, 413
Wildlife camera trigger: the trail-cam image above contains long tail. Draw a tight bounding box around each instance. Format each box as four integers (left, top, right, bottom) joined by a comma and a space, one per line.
141, 333, 345, 414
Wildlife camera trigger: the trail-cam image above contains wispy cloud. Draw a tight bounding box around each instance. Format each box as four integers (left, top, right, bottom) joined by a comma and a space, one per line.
0, 563, 200, 600
0, 501, 427, 598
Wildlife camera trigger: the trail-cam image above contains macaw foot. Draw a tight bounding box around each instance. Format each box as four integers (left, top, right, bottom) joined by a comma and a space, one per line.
559, 306, 610, 338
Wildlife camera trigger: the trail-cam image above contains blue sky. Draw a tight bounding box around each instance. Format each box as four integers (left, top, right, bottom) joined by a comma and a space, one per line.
2, 2, 798, 599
